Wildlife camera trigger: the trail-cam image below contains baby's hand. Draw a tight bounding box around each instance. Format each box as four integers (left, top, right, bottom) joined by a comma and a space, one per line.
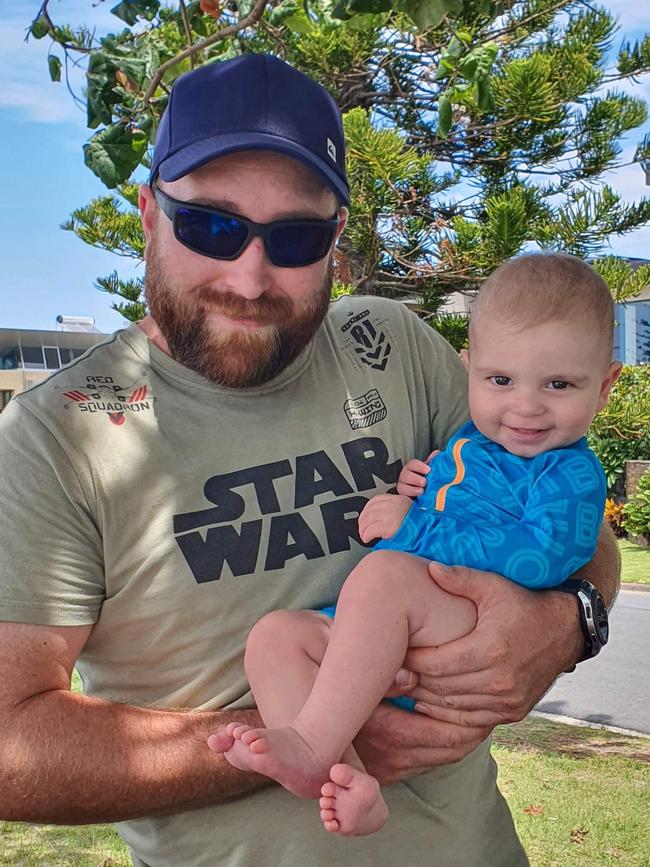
396, 450, 439, 497
358, 494, 412, 543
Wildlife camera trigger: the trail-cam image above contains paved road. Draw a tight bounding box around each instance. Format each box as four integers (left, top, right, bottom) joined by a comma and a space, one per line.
535, 588, 650, 734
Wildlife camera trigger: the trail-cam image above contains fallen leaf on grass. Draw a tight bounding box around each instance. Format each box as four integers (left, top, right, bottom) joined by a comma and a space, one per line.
523, 804, 544, 816
570, 827, 589, 844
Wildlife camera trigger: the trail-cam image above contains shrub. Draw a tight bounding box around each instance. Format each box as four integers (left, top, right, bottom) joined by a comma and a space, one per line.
604, 498, 626, 538
429, 313, 469, 353
588, 365, 650, 492
622, 471, 650, 540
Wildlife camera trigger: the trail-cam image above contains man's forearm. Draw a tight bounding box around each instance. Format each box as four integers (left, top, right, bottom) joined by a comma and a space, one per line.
0, 691, 267, 824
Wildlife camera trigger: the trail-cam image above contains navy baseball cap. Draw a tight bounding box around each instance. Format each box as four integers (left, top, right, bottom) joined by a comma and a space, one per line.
150, 54, 350, 205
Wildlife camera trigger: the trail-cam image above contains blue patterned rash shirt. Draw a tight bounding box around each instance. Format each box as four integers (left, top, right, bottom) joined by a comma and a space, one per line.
374, 421, 606, 589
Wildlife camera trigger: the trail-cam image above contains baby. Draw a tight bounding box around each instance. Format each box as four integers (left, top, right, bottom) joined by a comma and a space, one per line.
210, 252, 621, 836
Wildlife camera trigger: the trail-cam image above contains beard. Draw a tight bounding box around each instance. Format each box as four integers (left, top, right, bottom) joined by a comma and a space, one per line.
144, 239, 332, 388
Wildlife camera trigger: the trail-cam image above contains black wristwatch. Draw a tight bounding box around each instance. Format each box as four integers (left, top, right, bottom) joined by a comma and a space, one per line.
555, 578, 609, 664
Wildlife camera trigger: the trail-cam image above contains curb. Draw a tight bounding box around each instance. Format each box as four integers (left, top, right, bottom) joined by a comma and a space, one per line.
620, 582, 650, 593
530, 711, 650, 740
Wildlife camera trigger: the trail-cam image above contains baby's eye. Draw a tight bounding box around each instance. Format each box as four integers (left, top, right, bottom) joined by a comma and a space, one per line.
490, 375, 511, 386
547, 380, 570, 390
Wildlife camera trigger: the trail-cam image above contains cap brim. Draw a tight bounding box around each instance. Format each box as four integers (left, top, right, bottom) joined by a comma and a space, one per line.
154, 132, 350, 206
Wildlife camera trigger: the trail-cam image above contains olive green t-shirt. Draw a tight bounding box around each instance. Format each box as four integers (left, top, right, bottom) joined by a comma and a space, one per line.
0, 297, 527, 866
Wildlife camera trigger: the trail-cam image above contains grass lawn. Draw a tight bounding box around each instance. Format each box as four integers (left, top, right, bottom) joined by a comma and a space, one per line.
493, 717, 650, 867
619, 539, 650, 585
1, 717, 648, 866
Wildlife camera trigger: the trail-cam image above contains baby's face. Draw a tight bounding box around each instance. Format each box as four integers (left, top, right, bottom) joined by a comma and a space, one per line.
464, 317, 621, 458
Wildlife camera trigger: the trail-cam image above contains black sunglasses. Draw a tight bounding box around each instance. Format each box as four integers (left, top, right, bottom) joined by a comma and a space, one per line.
154, 188, 339, 268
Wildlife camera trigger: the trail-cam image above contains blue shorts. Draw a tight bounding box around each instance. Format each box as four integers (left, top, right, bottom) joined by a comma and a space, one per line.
318, 605, 415, 712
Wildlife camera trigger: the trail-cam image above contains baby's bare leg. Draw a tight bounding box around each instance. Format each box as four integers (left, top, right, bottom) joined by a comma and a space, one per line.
243, 609, 388, 833
293, 550, 477, 759
246, 609, 333, 726
214, 552, 476, 833
213, 610, 364, 798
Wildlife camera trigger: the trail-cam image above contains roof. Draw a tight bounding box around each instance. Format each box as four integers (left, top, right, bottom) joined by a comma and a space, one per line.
0, 327, 109, 356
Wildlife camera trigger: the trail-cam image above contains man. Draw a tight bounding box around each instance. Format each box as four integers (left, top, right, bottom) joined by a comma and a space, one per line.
0, 54, 618, 866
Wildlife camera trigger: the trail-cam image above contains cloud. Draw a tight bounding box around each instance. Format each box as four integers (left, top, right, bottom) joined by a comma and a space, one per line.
0, 20, 82, 124
0, 0, 121, 126
607, 147, 650, 202
605, 0, 650, 32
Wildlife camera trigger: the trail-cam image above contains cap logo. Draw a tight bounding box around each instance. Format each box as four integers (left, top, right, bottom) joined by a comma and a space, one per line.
327, 138, 337, 163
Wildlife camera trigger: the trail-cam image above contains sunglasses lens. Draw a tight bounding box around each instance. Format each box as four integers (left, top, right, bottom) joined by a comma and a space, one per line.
269, 224, 335, 267
176, 208, 248, 258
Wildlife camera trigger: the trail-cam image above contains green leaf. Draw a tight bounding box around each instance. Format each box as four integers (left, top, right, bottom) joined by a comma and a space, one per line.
284, 12, 315, 33
48, 54, 62, 83
477, 76, 494, 112
400, 0, 463, 30
83, 123, 148, 188
438, 94, 452, 137
111, 0, 160, 26
349, 0, 392, 11
331, 0, 354, 20
30, 15, 50, 39
86, 53, 118, 128
459, 55, 477, 79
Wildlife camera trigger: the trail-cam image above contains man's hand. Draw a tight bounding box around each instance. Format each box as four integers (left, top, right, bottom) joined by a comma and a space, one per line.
353, 701, 490, 785
358, 494, 412, 543
402, 563, 583, 729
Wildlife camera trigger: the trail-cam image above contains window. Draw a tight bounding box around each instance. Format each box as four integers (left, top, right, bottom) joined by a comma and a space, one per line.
635, 303, 650, 364
0, 349, 20, 370
21, 346, 45, 369
59, 346, 86, 364
43, 347, 61, 370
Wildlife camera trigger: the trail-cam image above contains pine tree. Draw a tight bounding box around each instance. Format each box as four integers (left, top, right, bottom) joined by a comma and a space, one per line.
32, 0, 650, 321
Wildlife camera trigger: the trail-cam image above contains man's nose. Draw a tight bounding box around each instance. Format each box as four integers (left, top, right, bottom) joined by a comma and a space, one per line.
221, 236, 274, 300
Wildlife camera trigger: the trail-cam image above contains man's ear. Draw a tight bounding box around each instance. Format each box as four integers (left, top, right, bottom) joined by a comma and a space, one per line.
335, 207, 349, 240
596, 360, 623, 413
139, 184, 157, 249
460, 348, 470, 370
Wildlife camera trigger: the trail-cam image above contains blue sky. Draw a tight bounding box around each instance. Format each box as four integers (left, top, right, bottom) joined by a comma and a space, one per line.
2, 0, 650, 334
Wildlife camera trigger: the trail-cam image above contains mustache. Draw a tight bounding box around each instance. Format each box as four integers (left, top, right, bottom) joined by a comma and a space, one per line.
193, 286, 294, 325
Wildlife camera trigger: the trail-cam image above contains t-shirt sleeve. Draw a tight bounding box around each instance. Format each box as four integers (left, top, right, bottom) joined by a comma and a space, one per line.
0, 399, 105, 625
410, 314, 469, 451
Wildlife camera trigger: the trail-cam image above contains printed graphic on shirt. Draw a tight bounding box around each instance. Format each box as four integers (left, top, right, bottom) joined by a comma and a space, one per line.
343, 389, 387, 430
172, 436, 402, 583
59, 375, 153, 426
340, 309, 392, 371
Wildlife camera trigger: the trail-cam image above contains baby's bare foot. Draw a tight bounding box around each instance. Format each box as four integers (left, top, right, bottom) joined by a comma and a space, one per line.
216, 722, 329, 799
319, 763, 388, 836
206, 725, 235, 754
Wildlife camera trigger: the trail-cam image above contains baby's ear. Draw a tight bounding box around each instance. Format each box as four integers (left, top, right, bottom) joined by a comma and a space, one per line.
459, 349, 470, 370
596, 360, 623, 412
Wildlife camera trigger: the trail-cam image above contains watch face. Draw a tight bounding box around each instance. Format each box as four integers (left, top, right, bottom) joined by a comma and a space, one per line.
593, 593, 609, 645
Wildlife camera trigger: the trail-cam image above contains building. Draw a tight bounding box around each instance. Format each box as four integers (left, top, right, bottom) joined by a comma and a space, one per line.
612, 260, 650, 365
0, 317, 110, 412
